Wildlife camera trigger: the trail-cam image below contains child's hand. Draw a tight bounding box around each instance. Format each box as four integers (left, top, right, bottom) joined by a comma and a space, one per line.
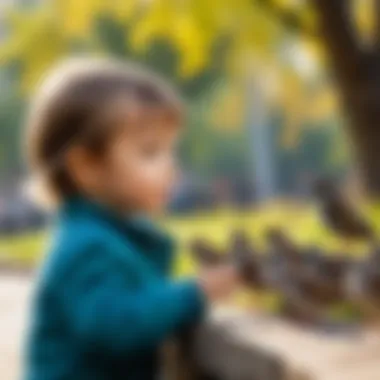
198, 264, 240, 302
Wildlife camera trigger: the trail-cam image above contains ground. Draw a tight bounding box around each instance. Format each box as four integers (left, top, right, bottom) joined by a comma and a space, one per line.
2, 272, 380, 380
0, 274, 31, 380
1, 204, 380, 379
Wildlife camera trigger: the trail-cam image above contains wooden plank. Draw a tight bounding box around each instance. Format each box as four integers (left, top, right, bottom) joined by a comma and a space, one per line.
194, 307, 380, 380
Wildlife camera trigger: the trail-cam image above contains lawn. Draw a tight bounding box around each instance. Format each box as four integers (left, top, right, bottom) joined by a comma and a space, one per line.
2, 200, 378, 274
1, 201, 375, 319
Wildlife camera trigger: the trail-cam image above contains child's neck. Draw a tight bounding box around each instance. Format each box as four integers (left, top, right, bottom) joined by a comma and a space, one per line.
79, 190, 144, 219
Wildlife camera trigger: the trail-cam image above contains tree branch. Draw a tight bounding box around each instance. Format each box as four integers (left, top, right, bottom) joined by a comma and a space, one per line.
254, 0, 316, 37
310, 0, 363, 83
255, 0, 363, 84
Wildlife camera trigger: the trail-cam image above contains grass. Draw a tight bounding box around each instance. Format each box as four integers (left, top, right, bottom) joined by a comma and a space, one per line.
1, 201, 375, 318
1, 200, 379, 273
0, 231, 47, 266
166, 200, 380, 277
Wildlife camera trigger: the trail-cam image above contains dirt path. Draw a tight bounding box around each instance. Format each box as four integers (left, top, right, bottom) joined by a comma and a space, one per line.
2, 274, 380, 380
0, 274, 33, 380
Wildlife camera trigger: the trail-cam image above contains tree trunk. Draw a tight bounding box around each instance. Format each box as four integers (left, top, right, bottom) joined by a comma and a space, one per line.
312, 0, 380, 196
343, 71, 380, 195
261, 0, 380, 194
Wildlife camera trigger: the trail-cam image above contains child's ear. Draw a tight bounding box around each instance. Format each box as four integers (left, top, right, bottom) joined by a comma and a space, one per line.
66, 145, 98, 191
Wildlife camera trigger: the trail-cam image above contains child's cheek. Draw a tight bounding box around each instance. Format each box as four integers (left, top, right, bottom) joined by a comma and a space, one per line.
138, 170, 171, 211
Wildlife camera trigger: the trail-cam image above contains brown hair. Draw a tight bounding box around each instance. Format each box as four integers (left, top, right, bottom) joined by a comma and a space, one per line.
25, 58, 184, 204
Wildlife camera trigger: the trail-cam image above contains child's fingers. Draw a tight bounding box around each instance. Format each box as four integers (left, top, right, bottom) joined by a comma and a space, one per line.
199, 264, 240, 301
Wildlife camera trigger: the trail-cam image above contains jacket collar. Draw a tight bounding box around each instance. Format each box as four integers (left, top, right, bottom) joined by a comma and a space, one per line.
60, 196, 174, 274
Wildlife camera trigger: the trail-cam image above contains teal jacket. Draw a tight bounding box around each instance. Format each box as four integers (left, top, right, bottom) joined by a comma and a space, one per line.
24, 197, 206, 380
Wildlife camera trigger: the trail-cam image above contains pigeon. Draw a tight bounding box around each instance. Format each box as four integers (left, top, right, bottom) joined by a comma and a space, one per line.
313, 178, 374, 241
189, 238, 225, 267
190, 231, 265, 289
265, 228, 303, 284
345, 246, 380, 321
266, 228, 302, 262
295, 256, 347, 307
265, 229, 348, 324
229, 229, 265, 289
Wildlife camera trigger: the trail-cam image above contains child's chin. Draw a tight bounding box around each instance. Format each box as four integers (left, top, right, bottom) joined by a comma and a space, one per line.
148, 202, 168, 216
151, 206, 166, 216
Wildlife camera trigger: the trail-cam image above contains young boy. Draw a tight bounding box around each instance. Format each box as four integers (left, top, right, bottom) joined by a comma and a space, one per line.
23, 59, 239, 380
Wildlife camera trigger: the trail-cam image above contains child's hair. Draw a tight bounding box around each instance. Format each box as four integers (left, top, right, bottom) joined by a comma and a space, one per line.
25, 58, 184, 204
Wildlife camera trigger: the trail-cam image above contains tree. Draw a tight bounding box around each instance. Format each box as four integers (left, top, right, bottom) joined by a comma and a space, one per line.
256, 0, 380, 195
124, 0, 380, 195
310, 0, 380, 195
0, 5, 229, 179
1, 0, 378, 193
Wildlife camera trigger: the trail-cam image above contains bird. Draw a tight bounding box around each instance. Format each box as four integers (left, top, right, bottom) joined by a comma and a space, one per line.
278, 286, 326, 325
228, 229, 265, 289
301, 246, 325, 277
345, 245, 380, 322
296, 255, 348, 307
189, 238, 225, 267
263, 229, 320, 323
265, 228, 303, 284
312, 177, 374, 242
278, 267, 346, 326
365, 246, 380, 301
191, 230, 266, 289
265, 229, 349, 325
189, 227, 363, 327
266, 228, 302, 261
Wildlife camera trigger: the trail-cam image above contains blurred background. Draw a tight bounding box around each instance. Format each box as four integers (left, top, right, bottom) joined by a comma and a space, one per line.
0, 0, 363, 265
1, 0, 380, 379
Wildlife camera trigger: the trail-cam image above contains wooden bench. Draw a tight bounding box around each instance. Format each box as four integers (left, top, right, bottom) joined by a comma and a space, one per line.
185, 308, 380, 380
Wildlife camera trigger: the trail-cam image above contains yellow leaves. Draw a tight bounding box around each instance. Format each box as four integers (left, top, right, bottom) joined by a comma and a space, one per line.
130, 0, 172, 49
0, 7, 69, 92
266, 36, 336, 148
57, 0, 138, 37
277, 69, 308, 147
0, 0, 324, 89
0, 0, 365, 109
0, 8, 52, 63
271, 0, 301, 8
129, 0, 284, 78
57, 0, 107, 38
301, 4, 318, 36
353, 0, 375, 44
130, 1, 211, 77
238, 3, 280, 51
0, 0, 142, 92
170, 14, 211, 77
208, 81, 245, 131
308, 86, 339, 123
278, 75, 339, 148
105, 1, 137, 22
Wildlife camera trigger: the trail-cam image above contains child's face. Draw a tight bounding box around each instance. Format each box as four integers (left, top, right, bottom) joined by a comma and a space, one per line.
94, 122, 180, 214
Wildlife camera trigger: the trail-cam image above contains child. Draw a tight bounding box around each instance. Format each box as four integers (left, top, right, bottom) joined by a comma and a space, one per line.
23, 59, 239, 380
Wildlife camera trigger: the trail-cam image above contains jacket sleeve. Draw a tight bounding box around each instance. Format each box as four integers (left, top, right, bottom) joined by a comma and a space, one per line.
60, 244, 206, 354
